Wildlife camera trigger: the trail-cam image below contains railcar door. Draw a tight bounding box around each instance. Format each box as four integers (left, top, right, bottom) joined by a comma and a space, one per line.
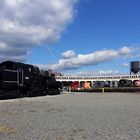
18, 69, 24, 87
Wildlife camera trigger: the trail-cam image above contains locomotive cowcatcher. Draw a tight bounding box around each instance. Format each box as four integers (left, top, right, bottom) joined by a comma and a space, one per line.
0, 61, 61, 99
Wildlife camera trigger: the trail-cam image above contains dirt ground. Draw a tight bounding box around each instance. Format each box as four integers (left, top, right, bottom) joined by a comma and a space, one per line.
0, 92, 140, 140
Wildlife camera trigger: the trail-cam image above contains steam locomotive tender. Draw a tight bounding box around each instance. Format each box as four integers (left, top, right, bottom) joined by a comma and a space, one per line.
0, 61, 61, 99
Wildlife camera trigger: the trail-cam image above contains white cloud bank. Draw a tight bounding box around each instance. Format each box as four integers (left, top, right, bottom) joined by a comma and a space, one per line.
64, 70, 120, 76
0, 0, 78, 62
41, 46, 136, 71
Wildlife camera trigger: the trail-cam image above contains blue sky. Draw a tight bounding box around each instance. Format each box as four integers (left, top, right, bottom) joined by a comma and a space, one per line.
0, 0, 140, 75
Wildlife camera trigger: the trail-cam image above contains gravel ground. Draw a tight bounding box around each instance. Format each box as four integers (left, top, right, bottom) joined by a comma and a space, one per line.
0, 92, 140, 140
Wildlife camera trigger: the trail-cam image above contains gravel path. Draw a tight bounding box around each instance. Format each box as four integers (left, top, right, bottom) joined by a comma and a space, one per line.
0, 92, 140, 140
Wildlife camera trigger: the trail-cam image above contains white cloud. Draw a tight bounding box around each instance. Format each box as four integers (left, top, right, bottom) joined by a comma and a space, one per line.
0, 0, 78, 62
62, 50, 76, 59
119, 46, 134, 55
44, 47, 136, 71
122, 63, 129, 67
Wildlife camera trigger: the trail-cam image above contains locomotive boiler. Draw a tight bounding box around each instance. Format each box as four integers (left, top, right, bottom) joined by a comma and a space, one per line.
0, 61, 61, 99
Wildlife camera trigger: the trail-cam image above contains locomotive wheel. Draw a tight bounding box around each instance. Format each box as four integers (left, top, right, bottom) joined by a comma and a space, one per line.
0, 91, 21, 99
27, 91, 34, 97
48, 89, 60, 95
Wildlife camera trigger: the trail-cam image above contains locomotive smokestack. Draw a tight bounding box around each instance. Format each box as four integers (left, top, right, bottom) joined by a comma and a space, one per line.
48, 70, 52, 77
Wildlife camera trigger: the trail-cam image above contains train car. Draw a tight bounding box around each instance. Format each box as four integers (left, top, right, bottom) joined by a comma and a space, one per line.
0, 61, 60, 99
71, 81, 79, 90
133, 80, 140, 87
82, 82, 91, 89
118, 79, 134, 87
94, 81, 105, 88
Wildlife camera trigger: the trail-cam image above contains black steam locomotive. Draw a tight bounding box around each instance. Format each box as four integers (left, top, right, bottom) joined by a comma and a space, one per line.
0, 61, 61, 99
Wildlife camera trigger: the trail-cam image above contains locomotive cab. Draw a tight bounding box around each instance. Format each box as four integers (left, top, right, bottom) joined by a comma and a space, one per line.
0, 61, 21, 98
